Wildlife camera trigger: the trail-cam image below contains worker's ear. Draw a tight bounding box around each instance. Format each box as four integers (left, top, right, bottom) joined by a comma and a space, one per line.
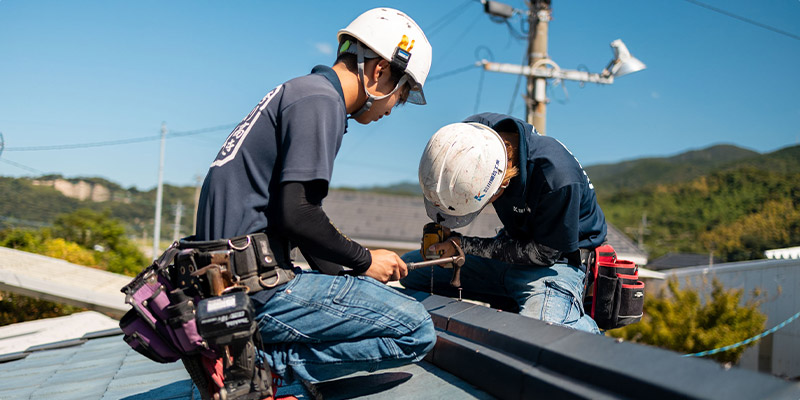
371, 59, 394, 92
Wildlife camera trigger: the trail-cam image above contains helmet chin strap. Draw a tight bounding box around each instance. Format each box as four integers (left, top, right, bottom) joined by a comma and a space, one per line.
349, 42, 408, 120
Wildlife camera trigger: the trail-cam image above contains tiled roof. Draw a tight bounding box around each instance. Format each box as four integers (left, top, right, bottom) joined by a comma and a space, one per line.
323, 190, 649, 263
0, 328, 491, 400
648, 252, 722, 270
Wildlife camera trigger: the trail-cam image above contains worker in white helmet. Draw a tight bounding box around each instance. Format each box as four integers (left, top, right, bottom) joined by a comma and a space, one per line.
401, 113, 606, 334
191, 8, 435, 397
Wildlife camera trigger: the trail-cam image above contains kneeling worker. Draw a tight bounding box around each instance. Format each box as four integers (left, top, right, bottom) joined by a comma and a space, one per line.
193, 8, 436, 398
401, 112, 606, 334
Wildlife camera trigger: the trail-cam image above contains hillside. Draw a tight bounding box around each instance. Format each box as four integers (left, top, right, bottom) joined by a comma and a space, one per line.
0, 176, 197, 240
585, 144, 760, 192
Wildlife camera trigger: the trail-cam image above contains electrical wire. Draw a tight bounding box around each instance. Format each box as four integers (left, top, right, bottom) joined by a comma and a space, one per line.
3, 124, 235, 152
435, 12, 487, 64
682, 0, 800, 42
683, 310, 800, 357
425, 0, 476, 38
507, 41, 529, 115
427, 63, 481, 82
473, 46, 494, 114
0, 157, 45, 174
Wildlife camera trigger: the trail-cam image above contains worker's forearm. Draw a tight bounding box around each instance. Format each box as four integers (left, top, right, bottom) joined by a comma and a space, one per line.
280, 181, 371, 274
460, 235, 560, 266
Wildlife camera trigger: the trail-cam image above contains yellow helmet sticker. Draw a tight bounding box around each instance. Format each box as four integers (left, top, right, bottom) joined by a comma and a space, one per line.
397, 35, 415, 53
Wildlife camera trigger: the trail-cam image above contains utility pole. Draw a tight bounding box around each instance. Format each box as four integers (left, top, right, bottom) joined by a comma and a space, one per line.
527, 0, 551, 133
192, 174, 203, 235
638, 212, 648, 250
481, 1, 645, 136
152, 122, 167, 260
173, 200, 184, 241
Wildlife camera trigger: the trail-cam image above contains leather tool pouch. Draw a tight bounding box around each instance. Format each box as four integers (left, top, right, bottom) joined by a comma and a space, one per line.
119, 246, 207, 363
120, 232, 296, 363
169, 232, 295, 298
583, 244, 645, 330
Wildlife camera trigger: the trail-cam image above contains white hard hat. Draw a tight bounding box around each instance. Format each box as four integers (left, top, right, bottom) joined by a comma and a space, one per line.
338, 8, 432, 105
419, 122, 507, 228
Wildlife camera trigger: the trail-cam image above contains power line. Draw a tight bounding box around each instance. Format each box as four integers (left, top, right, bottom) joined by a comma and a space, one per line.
3, 124, 235, 152
425, 0, 476, 38
427, 63, 481, 82
0, 157, 45, 174
683, 310, 800, 357
682, 0, 800, 42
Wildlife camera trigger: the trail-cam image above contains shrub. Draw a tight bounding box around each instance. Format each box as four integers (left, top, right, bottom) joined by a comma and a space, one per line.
609, 277, 766, 364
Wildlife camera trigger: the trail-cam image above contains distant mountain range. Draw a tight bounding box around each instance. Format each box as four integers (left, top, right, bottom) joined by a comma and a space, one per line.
341, 143, 800, 195
585, 144, 800, 192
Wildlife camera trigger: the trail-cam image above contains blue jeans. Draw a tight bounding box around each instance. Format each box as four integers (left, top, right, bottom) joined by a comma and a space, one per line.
400, 251, 600, 334
254, 271, 436, 383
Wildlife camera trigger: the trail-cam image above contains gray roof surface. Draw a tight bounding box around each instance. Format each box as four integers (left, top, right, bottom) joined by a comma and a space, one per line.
0, 311, 118, 355
0, 329, 491, 400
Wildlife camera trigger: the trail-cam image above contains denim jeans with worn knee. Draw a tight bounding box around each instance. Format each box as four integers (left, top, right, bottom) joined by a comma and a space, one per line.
253, 271, 436, 383
400, 251, 600, 334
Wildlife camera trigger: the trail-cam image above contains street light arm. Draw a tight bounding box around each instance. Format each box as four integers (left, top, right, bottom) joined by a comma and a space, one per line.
481, 60, 615, 84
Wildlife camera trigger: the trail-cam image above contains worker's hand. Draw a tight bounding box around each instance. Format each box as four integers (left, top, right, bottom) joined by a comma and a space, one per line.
363, 249, 408, 283
428, 236, 461, 259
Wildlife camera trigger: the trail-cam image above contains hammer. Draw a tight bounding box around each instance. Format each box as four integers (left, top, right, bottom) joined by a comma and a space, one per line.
406, 238, 465, 288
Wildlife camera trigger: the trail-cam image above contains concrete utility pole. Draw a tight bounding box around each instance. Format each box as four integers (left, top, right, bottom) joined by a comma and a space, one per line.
192, 174, 203, 235
527, 0, 551, 133
173, 200, 184, 241
152, 122, 167, 260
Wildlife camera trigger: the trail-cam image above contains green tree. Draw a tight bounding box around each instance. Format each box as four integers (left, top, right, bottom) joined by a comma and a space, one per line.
51, 208, 147, 275
0, 292, 86, 326
609, 278, 767, 364
0, 228, 46, 253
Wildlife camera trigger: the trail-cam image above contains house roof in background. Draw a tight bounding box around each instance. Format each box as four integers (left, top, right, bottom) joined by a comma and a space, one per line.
648, 252, 723, 271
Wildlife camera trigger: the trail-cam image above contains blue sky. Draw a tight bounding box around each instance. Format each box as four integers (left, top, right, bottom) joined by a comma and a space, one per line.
1, 0, 798, 190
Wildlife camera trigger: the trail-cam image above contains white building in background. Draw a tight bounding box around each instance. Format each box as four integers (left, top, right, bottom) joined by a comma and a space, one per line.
765, 246, 800, 260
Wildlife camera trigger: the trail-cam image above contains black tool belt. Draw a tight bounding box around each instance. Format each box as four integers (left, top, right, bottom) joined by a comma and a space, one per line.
565, 248, 593, 273
168, 232, 295, 298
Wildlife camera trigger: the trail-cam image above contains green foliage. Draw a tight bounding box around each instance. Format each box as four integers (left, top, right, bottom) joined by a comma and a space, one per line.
0, 177, 82, 228
0, 209, 147, 276
50, 208, 148, 275
0, 228, 47, 253
0, 291, 86, 326
598, 166, 800, 261
42, 238, 97, 266
609, 278, 767, 364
